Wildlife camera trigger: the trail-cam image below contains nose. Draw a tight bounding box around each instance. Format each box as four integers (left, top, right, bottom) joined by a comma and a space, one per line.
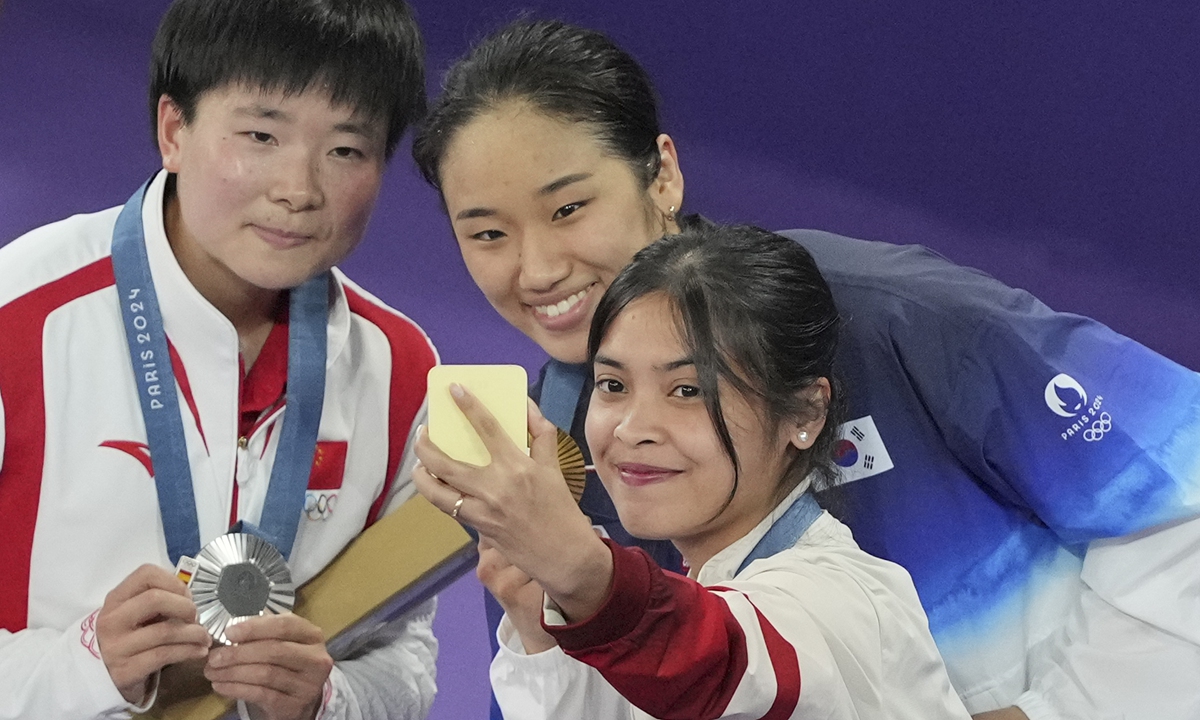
612, 392, 665, 447
269, 148, 324, 211
516, 227, 570, 292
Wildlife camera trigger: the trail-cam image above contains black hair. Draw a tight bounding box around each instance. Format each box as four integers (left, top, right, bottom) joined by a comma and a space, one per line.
150, 0, 426, 159
589, 224, 846, 507
413, 19, 662, 189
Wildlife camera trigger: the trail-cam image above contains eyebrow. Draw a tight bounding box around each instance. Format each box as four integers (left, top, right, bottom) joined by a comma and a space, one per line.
233, 105, 378, 139
594, 355, 694, 372
234, 104, 293, 122
333, 120, 377, 139
455, 206, 497, 221
538, 172, 592, 196
454, 172, 594, 222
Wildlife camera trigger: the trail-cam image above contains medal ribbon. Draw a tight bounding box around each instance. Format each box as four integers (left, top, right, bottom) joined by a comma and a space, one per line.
736, 491, 823, 574
111, 180, 328, 563
540, 360, 590, 432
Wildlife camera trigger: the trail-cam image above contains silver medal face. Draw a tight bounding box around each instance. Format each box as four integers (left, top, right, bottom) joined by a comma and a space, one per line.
190, 533, 295, 645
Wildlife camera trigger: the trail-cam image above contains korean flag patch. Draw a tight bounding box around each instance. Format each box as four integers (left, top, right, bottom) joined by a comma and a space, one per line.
832, 415, 894, 485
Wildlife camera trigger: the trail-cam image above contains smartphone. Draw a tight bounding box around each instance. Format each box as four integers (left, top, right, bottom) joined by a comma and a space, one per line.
426, 364, 528, 465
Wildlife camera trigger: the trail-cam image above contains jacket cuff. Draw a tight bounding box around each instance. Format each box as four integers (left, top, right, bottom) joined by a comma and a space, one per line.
543, 539, 652, 652
310, 670, 338, 720
1014, 690, 1063, 720
76, 609, 147, 718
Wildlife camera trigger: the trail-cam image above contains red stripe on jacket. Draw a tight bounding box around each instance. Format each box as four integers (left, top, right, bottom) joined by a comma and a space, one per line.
342, 286, 435, 527
748, 594, 802, 720
167, 339, 208, 453
549, 540, 803, 720
0, 258, 115, 631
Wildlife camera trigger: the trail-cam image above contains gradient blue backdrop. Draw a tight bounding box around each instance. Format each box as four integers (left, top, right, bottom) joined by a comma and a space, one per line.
2, 2, 1196, 718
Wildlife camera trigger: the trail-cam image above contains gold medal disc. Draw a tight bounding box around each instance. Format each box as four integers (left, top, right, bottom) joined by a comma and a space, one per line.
557, 429, 587, 503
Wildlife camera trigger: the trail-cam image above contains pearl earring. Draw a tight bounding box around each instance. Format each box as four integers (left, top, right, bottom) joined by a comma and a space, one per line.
666, 205, 677, 224
798, 431, 809, 443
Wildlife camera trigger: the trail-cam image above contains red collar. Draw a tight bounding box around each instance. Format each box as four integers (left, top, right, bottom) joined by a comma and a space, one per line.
239, 320, 290, 438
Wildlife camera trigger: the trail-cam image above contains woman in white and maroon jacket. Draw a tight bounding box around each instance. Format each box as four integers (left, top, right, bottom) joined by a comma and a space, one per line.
414, 225, 970, 720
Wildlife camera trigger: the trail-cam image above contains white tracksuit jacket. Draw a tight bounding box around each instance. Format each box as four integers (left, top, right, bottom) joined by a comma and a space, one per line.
491, 484, 972, 720
0, 171, 438, 720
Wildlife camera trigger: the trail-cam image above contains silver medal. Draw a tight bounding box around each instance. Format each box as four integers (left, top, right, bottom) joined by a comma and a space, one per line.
189, 533, 295, 645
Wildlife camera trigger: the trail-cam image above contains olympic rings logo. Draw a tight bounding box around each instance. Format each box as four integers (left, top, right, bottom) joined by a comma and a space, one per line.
1083, 412, 1113, 442
305, 491, 338, 521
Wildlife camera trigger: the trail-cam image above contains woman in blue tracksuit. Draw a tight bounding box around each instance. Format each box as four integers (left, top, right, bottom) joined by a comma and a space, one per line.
411, 18, 1200, 720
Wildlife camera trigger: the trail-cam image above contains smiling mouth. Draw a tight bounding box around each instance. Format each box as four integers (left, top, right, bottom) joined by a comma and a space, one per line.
616, 463, 682, 487
533, 287, 590, 318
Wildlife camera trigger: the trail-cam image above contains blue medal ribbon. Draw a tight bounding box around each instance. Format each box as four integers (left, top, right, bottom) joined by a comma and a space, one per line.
737, 491, 823, 574
540, 360, 590, 433
111, 180, 328, 563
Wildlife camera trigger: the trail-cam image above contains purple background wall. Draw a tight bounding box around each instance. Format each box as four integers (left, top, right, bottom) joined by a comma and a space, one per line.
2, 1, 1196, 718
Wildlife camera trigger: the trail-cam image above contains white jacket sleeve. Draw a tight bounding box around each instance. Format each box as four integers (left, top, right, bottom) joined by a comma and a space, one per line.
1017, 514, 1200, 720
0, 611, 146, 720
314, 405, 439, 720
315, 599, 439, 720
0, 363, 138, 720
489, 613, 628, 720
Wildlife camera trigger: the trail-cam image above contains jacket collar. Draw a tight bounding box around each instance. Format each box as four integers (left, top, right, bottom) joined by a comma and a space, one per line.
694, 477, 819, 585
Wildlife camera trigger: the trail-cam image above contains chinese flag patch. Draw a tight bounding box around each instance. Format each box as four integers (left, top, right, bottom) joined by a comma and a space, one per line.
308, 441, 348, 490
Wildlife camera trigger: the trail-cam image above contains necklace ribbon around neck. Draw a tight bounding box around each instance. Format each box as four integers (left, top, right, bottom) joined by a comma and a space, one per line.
110, 179, 329, 563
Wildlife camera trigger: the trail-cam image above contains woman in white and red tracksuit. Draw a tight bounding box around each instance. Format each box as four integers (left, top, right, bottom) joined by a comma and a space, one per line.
0, 1, 439, 716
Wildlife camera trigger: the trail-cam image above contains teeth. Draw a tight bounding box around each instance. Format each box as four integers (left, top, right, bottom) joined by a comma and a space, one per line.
536, 289, 587, 318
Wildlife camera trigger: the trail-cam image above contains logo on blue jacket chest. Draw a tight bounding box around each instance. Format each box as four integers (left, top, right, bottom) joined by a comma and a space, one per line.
1044, 373, 1112, 442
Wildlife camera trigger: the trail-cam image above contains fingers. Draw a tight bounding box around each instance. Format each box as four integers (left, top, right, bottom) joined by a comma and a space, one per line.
206, 614, 332, 720
412, 422, 491, 502
207, 666, 323, 720
413, 457, 468, 520
104, 586, 199, 630
477, 544, 558, 655
102, 610, 211, 656
103, 624, 211, 670
208, 636, 328, 677
477, 548, 535, 608
476, 544, 521, 584
414, 384, 512, 486
97, 565, 211, 703
526, 397, 557, 438
104, 563, 192, 607
223, 614, 323, 647
477, 546, 541, 603
448, 383, 518, 457
412, 423, 461, 484
528, 413, 561, 468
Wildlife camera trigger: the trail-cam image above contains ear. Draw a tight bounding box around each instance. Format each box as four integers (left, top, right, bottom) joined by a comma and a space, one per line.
651, 133, 685, 229
787, 378, 832, 451
157, 95, 188, 173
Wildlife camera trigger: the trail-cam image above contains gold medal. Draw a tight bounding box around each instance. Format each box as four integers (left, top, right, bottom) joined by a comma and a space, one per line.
556, 428, 587, 503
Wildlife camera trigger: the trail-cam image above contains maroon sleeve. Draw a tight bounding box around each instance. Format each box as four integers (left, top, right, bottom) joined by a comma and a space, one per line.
544, 539, 752, 720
